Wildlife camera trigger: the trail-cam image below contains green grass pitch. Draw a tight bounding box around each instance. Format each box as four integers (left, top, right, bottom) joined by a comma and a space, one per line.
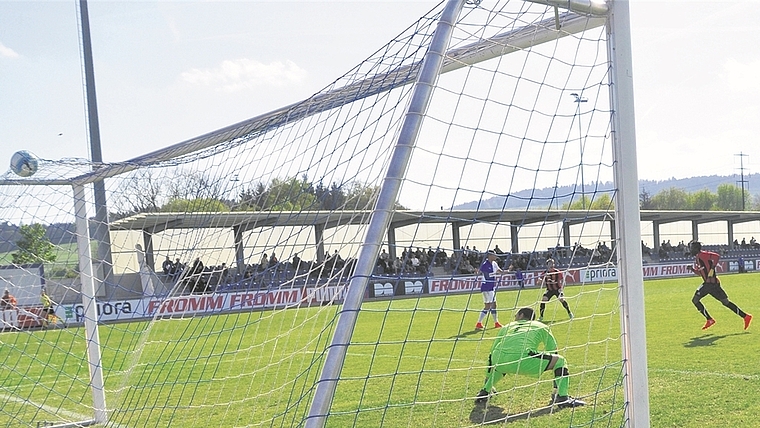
1, 273, 758, 427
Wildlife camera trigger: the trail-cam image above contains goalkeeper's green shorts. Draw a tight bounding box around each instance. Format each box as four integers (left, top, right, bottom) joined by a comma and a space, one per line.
484, 351, 568, 395
491, 352, 550, 377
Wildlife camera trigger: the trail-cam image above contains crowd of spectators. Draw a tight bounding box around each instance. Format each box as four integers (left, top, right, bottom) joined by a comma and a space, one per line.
158, 249, 365, 294
734, 237, 760, 250
158, 235, 760, 294
161, 256, 231, 294
375, 246, 448, 276
373, 244, 553, 277
641, 237, 760, 262
158, 240, 620, 295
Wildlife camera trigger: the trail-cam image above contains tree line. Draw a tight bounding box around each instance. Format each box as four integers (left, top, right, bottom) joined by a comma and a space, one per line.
639, 183, 755, 211
560, 184, 755, 211
109, 171, 403, 221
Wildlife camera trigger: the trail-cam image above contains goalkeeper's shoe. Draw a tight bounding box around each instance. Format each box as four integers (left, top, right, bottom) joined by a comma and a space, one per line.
551, 395, 586, 408
475, 322, 484, 330
744, 314, 753, 330
494, 321, 503, 328
702, 318, 716, 330
475, 389, 490, 404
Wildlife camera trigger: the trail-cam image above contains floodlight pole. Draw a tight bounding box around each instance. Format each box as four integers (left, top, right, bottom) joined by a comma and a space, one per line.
304, 0, 466, 426
571, 92, 588, 208
79, 0, 114, 290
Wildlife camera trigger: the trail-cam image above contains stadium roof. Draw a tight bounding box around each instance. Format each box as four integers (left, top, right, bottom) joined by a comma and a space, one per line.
110, 209, 760, 233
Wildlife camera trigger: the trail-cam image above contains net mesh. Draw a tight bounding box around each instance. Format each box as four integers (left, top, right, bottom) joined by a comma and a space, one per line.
0, 1, 628, 427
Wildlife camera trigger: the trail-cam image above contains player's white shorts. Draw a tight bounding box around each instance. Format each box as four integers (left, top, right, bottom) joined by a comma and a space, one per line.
481, 290, 496, 304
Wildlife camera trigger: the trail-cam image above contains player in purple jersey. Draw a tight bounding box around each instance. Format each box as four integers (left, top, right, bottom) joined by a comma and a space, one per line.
475, 251, 506, 329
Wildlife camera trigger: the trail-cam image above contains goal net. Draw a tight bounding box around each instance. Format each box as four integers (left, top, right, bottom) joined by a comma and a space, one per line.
0, 0, 646, 427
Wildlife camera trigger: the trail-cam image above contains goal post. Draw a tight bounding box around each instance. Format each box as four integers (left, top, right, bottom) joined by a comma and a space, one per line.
73, 184, 108, 425
607, 2, 650, 426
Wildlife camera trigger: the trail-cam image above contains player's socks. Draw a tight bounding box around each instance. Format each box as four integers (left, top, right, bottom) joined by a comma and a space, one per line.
724, 300, 746, 318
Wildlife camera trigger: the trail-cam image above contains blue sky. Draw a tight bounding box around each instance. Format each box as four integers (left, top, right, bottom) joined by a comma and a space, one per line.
1, 0, 759, 184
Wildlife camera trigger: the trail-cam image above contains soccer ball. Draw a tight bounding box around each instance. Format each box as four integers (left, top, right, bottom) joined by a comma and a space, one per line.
10, 150, 39, 177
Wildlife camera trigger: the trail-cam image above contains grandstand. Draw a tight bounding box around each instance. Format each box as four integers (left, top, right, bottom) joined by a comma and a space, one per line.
24, 208, 760, 307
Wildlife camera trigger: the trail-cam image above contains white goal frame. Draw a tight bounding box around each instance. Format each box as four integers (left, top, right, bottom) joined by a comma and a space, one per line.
0, 1, 648, 426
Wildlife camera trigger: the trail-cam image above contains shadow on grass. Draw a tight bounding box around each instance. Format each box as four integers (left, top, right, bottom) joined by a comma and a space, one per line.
469, 402, 554, 425
449, 328, 491, 339
450, 319, 559, 339
684, 332, 746, 347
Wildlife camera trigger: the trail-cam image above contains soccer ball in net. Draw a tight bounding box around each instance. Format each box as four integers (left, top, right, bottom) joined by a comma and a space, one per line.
10, 150, 39, 177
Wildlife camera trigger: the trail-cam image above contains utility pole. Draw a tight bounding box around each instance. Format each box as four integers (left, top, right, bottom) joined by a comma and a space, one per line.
735, 152, 749, 211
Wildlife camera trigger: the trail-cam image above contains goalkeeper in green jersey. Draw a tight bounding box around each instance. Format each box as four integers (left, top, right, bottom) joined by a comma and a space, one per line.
475, 307, 585, 408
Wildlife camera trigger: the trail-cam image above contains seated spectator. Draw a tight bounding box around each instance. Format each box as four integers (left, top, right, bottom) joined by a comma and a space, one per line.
331, 250, 344, 270
243, 264, 254, 279
170, 258, 184, 279
189, 258, 206, 293
458, 257, 476, 275
435, 248, 448, 267
379, 249, 389, 263
641, 241, 651, 256
657, 246, 669, 259
427, 247, 435, 263
259, 253, 269, 272
417, 249, 429, 270
191, 257, 204, 275
162, 256, 174, 275
508, 264, 525, 289
0, 289, 17, 310
292, 253, 302, 272
269, 252, 279, 269
410, 254, 421, 273
468, 246, 480, 267
392, 257, 403, 276
220, 263, 230, 285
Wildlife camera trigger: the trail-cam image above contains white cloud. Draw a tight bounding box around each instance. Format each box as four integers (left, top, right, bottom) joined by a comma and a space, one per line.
180, 59, 307, 92
721, 57, 760, 93
0, 42, 19, 58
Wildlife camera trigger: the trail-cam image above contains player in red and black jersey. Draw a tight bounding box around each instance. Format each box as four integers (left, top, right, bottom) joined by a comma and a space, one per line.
688, 241, 752, 330
538, 259, 573, 321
